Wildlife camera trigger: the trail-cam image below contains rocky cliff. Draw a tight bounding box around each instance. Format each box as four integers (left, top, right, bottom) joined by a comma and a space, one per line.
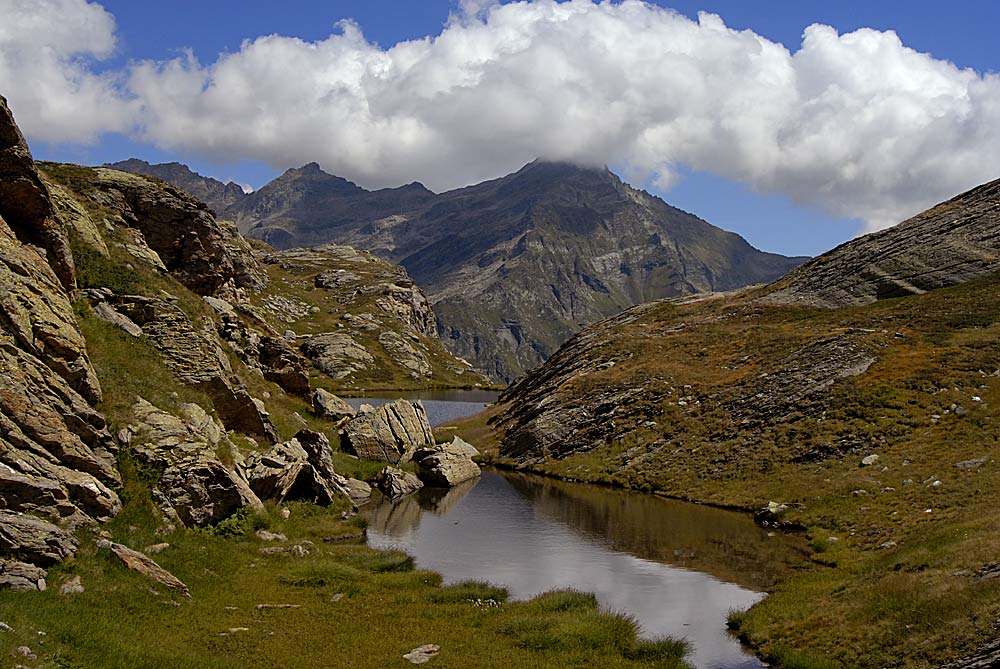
0, 96, 121, 590
489, 177, 1000, 667
113, 158, 805, 381
0, 99, 477, 590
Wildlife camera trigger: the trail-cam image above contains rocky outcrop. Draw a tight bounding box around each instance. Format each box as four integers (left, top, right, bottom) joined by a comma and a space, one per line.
301, 332, 375, 379
73, 166, 266, 298
0, 95, 75, 291
0, 559, 48, 591
0, 98, 122, 576
244, 430, 351, 506
208, 296, 311, 397
342, 401, 435, 464
126, 399, 263, 527
414, 441, 481, 487
764, 178, 1000, 308
0, 512, 78, 567
373, 466, 424, 500
312, 388, 356, 421
90, 292, 277, 441
256, 245, 479, 387
105, 159, 247, 218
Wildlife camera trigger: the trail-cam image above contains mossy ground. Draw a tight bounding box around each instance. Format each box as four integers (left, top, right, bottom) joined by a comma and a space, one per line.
456, 273, 1000, 668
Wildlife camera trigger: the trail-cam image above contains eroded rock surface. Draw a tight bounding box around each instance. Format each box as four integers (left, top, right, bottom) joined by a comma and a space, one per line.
0, 512, 78, 567
0, 98, 122, 574
312, 388, 356, 421
126, 399, 263, 527
342, 400, 434, 464
414, 442, 481, 487
373, 466, 424, 500
244, 430, 351, 506
764, 179, 1000, 308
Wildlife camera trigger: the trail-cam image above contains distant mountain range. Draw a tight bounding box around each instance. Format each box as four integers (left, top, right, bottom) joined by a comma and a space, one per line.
107, 158, 807, 381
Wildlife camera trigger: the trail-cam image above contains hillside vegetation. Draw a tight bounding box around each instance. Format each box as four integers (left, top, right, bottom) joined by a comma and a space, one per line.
485, 177, 1000, 668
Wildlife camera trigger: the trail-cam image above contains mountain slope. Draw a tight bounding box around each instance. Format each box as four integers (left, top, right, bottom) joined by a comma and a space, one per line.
485, 177, 1000, 667
115, 158, 804, 381
396, 161, 805, 380
765, 177, 1000, 307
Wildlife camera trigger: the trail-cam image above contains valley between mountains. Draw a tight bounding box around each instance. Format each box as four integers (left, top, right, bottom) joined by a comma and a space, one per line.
2, 84, 1000, 669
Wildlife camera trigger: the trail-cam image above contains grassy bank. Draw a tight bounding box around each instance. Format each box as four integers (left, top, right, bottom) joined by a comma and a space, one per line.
0, 463, 690, 669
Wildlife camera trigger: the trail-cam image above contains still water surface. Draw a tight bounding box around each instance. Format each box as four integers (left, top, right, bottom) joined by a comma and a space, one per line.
363, 471, 805, 669
343, 390, 498, 426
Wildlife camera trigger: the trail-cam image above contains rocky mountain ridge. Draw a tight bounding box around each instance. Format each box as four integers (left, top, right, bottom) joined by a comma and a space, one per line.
113, 158, 806, 381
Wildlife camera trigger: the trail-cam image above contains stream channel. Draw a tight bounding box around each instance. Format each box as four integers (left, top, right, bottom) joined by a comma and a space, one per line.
353, 392, 804, 669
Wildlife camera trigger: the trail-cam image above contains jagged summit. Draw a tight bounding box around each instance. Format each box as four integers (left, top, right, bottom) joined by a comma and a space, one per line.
105, 158, 247, 216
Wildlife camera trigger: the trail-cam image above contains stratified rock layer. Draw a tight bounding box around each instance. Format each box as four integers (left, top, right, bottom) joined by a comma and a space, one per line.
764, 179, 1000, 308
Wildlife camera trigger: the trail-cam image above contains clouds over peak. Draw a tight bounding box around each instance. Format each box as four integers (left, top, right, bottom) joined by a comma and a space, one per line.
2, 0, 999, 232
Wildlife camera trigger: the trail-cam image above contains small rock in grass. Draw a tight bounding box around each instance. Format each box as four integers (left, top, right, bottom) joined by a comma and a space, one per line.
255, 530, 287, 542
860, 454, 879, 467
59, 575, 84, 595
955, 457, 989, 470
403, 644, 441, 664
144, 543, 170, 554
14, 647, 35, 660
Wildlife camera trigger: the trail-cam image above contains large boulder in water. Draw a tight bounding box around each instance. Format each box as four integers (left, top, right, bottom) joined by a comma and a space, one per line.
341, 400, 434, 464
414, 441, 481, 487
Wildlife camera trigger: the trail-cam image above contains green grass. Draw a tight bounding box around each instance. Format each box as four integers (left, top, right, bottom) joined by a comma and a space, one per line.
0, 487, 692, 669
427, 580, 510, 604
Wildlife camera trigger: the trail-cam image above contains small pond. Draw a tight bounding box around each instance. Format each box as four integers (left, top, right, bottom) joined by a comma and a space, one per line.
363, 471, 805, 669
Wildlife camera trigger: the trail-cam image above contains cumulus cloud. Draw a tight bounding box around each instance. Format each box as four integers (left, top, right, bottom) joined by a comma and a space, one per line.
0, 0, 136, 142
4, 0, 1000, 231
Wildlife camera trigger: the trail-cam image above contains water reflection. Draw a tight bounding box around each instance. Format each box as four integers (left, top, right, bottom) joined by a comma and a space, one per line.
363, 471, 805, 669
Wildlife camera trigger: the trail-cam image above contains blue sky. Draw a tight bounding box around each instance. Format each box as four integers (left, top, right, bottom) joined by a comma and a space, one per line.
15, 0, 1000, 257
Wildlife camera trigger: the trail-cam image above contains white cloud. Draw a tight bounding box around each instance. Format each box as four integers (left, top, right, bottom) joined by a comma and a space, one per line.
4, 0, 1000, 231
0, 0, 136, 142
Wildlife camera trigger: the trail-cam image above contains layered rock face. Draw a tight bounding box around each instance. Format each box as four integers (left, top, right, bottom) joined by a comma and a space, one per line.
0, 96, 122, 589
114, 158, 805, 381
342, 400, 435, 464
68, 166, 266, 299
763, 178, 1000, 308
123, 399, 263, 527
